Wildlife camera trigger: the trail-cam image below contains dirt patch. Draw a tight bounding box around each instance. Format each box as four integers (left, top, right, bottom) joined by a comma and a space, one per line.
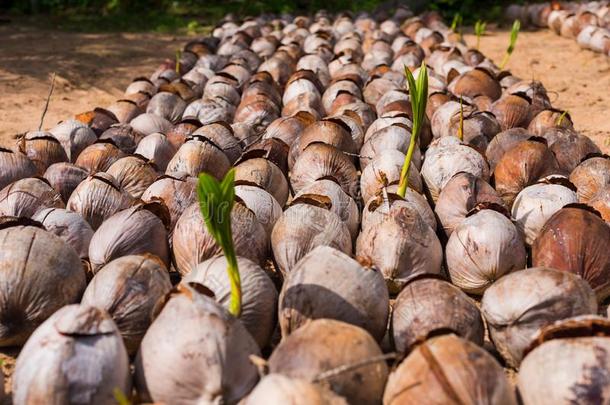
464, 28, 610, 153
0, 22, 190, 147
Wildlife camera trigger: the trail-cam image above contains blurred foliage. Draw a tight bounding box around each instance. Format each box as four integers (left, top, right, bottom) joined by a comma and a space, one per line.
2, 0, 537, 32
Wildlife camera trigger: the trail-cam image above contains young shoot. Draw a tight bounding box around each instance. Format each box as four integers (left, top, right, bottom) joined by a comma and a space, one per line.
398, 62, 428, 198
500, 20, 521, 70
458, 96, 464, 141
113, 388, 131, 405
556, 110, 569, 126
474, 20, 487, 50
451, 13, 463, 34
197, 169, 242, 316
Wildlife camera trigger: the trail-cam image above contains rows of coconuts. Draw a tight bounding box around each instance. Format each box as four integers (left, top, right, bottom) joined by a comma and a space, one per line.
0, 4, 610, 404
506, 1, 610, 56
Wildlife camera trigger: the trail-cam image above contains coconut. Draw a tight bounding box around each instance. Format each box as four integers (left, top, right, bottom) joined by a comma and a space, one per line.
482, 267, 597, 368
0, 177, 64, 218
33, 207, 93, 259
243, 374, 348, 405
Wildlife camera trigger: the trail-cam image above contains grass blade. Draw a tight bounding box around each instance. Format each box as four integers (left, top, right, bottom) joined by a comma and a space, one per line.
500, 20, 521, 69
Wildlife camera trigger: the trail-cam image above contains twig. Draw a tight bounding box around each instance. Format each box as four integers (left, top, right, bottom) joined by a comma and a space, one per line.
38, 72, 56, 131
313, 353, 398, 382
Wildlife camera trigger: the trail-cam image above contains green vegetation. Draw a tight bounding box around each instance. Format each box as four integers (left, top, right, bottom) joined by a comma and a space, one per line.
474, 20, 487, 49
397, 62, 428, 198
197, 170, 242, 317
500, 19, 521, 69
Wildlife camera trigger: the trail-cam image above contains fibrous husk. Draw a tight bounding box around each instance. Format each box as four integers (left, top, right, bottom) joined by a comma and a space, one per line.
0, 177, 64, 218
527, 109, 574, 136
134, 132, 177, 172
512, 181, 578, 245
192, 123, 243, 164
518, 316, 610, 405
183, 255, 278, 349
66, 172, 133, 230
134, 283, 260, 404
130, 113, 173, 137
243, 374, 348, 405
141, 173, 197, 233
294, 179, 360, 241
549, 132, 602, 173
363, 189, 436, 232
33, 207, 94, 259
98, 124, 143, 154
447, 67, 502, 101
360, 149, 422, 203
234, 157, 289, 207
146, 91, 187, 123
421, 140, 490, 203
279, 245, 389, 341
532, 205, 610, 301
590, 187, 610, 224
290, 143, 359, 199
271, 202, 352, 276
268, 319, 389, 405
391, 276, 484, 353
0, 147, 36, 191
360, 123, 421, 170
490, 93, 532, 130
569, 156, 610, 203
356, 203, 442, 294
485, 128, 531, 171
12, 304, 130, 404
81, 254, 172, 355
88, 202, 170, 273
18, 131, 68, 174
493, 139, 561, 207
74, 142, 126, 173
49, 119, 97, 162
165, 137, 231, 179
481, 267, 597, 369
446, 208, 526, 295
435, 172, 506, 237
172, 201, 268, 275
383, 334, 517, 405
0, 224, 86, 346
106, 155, 158, 199
43, 162, 89, 203
235, 184, 282, 237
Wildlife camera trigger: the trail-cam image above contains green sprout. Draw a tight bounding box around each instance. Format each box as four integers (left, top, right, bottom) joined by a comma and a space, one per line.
458, 96, 464, 141
450, 13, 463, 34
398, 62, 428, 198
197, 170, 241, 317
500, 20, 521, 70
113, 388, 131, 405
556, 110, 569, 126
175, 49, 182, 74
474, 20, 487, 50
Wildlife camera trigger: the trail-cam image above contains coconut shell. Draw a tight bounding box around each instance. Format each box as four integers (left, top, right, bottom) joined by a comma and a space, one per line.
490, 93, 532, 130
392, 276, 484, 353
33, 207, 94, 259
130, 113, 173, 137
106, 155, 158, 199
435, 172, 505, 237
43, 162, 89, 203
0, 225, 86, 346
532, 206, 610, 301
12, 304, 130, 404
383, 334, 517, 405
291, 143, 359, 199
549, 132, 602, 173
141, 174, 197, 233
280, 246, 389, 341
172, 201, 268, 275
235, 184, 282, 237
134, 132, 177, 172
527, 109, 574, 136
192, 124, 243, 164
134, 283, 260, 404
19, 132, 68, 174
447, 209, 526, 295
74, 142, 126, 173
570, 157, 610, 203
448, 68, 502, 101
88, 201, 170, 273
81, 254, 172, 354
235, 158, 289, 207
360, 150, 422, 203
0, 177, 64, 218
363, 189, 436, 232
589, 187, 610, 224
482, 267, 597, 368
66, 172, 133, 230
512, 182, 578, 245
183, 255, 278, 349
268, 319, 388, 404
165, 137, 231, 180
493, 139, 561, 207
356, 203, 442, 294
0, 148, 36, 191
271, 203, 352, 275
99, 124, 143, 154
49, 120, 97, 162
288, 120, 357, 169
485, 128, 531, 171
360, 123, 421, 170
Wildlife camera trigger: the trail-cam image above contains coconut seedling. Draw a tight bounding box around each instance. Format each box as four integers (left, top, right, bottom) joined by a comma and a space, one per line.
474, 20, 487, 50
397, 62, 428, 198
500, 20, 521, 70
197, 169, 242, 316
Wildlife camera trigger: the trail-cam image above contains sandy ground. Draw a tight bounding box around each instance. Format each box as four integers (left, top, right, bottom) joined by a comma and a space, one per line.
1, 23, 609, 151
464, 28, 610, 153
